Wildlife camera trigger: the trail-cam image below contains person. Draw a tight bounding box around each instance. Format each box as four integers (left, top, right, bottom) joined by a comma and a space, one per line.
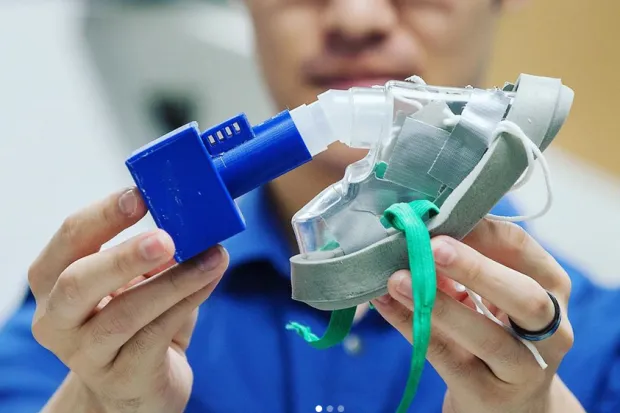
0, 0, 619, 412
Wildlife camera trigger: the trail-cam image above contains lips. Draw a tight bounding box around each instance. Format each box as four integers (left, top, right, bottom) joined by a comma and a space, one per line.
303, 49, 420, 92
303, 60, 417, 92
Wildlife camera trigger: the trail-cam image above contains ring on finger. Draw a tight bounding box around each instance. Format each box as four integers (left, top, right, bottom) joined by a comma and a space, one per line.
508, 291, 561, 342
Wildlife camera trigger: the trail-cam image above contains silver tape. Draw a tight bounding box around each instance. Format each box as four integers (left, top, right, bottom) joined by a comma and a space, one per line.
428, 89, 511, 188
384, 118, 450, 197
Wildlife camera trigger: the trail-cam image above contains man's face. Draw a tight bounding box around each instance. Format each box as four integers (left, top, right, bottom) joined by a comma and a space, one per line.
245, 0, 503, 172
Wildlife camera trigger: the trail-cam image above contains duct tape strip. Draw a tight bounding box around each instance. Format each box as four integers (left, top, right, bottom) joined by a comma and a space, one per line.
428, 89, 511, 188
383, 118, 450, 197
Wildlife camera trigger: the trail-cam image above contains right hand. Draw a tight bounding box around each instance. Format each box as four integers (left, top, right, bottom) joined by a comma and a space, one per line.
29, 187, 229, 413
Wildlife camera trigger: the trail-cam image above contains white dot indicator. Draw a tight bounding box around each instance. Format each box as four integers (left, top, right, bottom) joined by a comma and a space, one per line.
338, 406, 345, 412
315, 406, 323, 412
327, 406, 334, 412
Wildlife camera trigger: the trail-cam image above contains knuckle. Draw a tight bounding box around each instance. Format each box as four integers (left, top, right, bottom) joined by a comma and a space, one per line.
523, 288, 552, 320
31, 317, 77, 364
557, 324, 575, 354
142, 318, 167, 342
31, 318, 49, 347
462, 255, 483, 285
549, 266, 572, 299
106, 299, 139, 337
557, 273, 572, 297
99, 202, 119, 228
126, 335, 151, 359
503, 221, 530, 255
59, 215, 81, 249
125, 318, 167, 359
109, 252, 134, 277
54, 270, 83, 305
27, 262, 43, 292
89, 320, 114, 346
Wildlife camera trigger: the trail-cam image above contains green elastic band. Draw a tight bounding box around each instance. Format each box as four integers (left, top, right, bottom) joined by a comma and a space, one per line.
286, 240, 358, 349
286, 199, 439, 413
285, 307, 357, 349
383, 200, 439, 413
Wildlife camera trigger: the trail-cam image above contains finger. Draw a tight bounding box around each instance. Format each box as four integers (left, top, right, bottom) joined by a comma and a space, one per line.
46, 229, 175, 328
441, 271, 501, 316
116, 280, 218, 373
81, 246, 228, 366
172, 308, 200, 353
371, 294, 486, 388
463, 219, 571, 301
29, 188, 147, 299
387, 271, 538, 383
431, 236, 555, 333
107, 257, 177, 298
144, 258, 177, 277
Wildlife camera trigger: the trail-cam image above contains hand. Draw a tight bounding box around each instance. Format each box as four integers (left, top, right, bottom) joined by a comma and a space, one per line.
371, 219, 585, 413
29, 187, 229, 413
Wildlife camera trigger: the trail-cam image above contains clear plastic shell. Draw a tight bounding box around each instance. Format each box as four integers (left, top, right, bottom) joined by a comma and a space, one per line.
292, 79, 517, 256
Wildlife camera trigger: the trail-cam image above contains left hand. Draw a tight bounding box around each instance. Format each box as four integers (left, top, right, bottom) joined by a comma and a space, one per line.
371, 219, 585, 413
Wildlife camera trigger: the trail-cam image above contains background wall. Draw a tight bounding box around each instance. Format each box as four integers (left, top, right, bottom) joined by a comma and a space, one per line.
0, 0, 619, 326
484, 0, 620, 288
488, 1, 620, 176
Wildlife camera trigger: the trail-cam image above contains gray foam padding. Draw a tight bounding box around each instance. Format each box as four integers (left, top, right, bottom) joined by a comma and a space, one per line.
289, 74, 574, 311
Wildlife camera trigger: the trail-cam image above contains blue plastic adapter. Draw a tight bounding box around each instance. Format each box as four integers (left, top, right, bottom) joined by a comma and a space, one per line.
126, 110, 311, 263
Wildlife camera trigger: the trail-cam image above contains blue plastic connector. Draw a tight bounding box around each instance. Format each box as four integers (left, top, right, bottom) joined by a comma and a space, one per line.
126, 110, 311, 263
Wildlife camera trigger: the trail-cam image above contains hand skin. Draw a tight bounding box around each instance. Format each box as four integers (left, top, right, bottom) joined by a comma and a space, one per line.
29, 187, 229, 413
371, 219, 586, 413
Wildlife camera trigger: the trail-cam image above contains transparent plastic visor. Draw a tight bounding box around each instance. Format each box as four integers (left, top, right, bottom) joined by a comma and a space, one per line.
291, 79, 516, 256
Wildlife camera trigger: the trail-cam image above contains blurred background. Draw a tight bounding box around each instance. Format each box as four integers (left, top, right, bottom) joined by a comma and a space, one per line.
1, 0, 619, 325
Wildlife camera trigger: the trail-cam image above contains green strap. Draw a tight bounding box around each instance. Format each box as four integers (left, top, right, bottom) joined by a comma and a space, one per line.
286, 239, 358, 349
286, 199, 439, 413
285, 307, 357, 349
383, 200, 439, 413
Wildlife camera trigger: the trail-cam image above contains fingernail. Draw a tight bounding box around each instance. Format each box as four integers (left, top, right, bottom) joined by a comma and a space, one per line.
394, 271, 412, 300
139, 234, 166, 261
432, 239, 456, 267
119, 189, 138, 216
199, 246, 223, 271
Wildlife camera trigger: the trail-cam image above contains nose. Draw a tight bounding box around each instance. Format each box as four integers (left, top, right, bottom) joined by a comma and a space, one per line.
324, 0, 397, 55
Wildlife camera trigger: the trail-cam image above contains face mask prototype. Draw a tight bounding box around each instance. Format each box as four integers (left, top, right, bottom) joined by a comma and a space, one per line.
288, 74, 573, 311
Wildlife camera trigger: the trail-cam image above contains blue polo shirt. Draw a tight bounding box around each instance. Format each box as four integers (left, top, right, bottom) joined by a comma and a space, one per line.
1, 187, 620, 412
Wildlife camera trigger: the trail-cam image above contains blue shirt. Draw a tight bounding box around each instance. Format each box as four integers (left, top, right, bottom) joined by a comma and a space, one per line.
1, 187, 620, 412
